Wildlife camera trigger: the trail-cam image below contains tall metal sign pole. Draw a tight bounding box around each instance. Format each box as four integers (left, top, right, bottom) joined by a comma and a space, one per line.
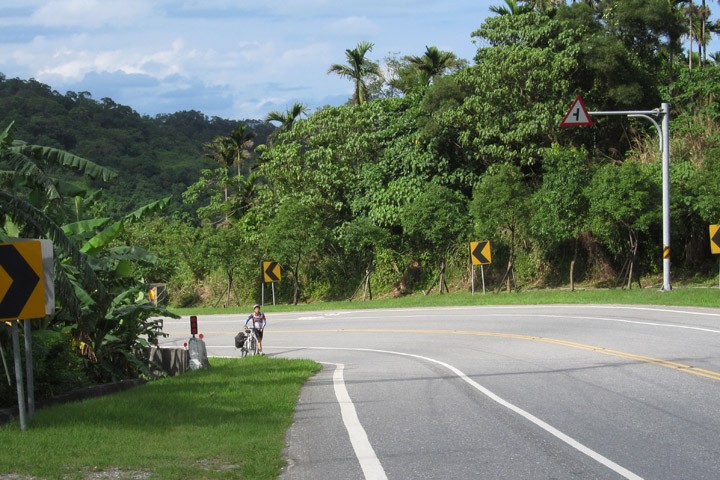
562, 98, 671, 291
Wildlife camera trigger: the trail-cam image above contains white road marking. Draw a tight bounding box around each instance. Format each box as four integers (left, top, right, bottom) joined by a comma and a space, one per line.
386, 312, 720, 334
323, 362, 388, 480
270, 346, 644, 480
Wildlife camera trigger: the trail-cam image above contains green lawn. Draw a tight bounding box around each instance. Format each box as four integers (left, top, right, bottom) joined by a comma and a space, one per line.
172, 286, 720, 316
0, 357, 321, 480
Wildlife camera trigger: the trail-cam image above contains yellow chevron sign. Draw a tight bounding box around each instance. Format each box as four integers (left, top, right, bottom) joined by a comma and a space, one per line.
0, 241, 46, 321
470, 241, 492, 265
263, 261, 281, 283
710, 225, 720, 254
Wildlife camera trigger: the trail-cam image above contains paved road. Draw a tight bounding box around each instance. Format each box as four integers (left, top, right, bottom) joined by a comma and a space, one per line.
159, 305, 720, 479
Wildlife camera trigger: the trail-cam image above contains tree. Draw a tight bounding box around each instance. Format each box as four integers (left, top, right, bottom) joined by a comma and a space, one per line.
183, 168, 262, 226
585, 160, 661, 288
337, 217, 390, 301
201, 125, 255, 221
596, 0, 686, 74
265, 103, 308, 146
265, 103, 307, 134
447, 11, 581, 168
407, 46, 461, 86
490, 0, 533, 15
227, 125, 255, 176
530, 145, 592, 290
203, 136, 234, 206
1, 121, 175, 385
203, 224, 254, 308
262, 199, 328, 304
328, 41, 382, 105
469, 163, 531, 292
0, 121, 115, 317
519, 0, 563, 14
400, 183, 468, 294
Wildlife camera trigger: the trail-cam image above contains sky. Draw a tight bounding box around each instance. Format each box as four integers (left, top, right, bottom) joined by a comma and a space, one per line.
0, 1, 717, 121
0, 0, 498, 120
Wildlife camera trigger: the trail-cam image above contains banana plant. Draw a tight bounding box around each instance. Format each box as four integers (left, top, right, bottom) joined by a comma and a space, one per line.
1, 121, 176, 382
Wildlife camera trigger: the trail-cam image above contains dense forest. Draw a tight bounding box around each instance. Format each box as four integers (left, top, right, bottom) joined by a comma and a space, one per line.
0, 75, 275, 216
2, 0, 720, 404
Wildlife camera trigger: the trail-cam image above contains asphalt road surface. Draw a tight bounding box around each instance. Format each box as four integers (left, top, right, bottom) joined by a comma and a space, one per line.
158, 305, 720, 480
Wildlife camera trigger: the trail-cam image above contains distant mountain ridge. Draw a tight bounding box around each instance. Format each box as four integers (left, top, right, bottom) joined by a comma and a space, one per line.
0, 73, 275, 216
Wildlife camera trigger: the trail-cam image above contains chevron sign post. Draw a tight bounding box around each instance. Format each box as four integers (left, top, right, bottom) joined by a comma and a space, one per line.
710, 225, 720, 288
0, 239, 54, 430
262, 261, 281, 306
470, 241, 492, 295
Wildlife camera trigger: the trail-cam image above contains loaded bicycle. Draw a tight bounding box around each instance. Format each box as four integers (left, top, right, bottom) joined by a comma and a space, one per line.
235, 327, 258, 357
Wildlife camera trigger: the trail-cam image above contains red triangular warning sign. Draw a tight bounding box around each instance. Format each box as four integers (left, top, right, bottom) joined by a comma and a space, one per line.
561, 96, 592, 127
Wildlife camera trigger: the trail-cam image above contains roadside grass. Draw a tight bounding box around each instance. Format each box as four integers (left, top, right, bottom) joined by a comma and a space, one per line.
172, 286, 720, 316
2, 287, 718, 479
0, 357, 321, 480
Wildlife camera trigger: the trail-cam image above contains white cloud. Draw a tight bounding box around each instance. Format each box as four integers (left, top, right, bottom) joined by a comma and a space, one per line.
328, 16, 380, 36
0, 0, 503, 119
30, 0, 157, 28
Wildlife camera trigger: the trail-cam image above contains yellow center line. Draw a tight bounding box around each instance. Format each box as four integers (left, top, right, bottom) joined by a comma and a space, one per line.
262, 328, 720, 382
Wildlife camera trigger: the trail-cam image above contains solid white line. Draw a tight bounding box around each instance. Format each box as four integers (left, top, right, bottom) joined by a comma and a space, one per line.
271, 346, 644, 480
460, 313, 720, 334
324, 362, 388, 480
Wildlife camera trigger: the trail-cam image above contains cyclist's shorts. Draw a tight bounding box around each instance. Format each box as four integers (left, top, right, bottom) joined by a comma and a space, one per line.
254, 329, 264, 341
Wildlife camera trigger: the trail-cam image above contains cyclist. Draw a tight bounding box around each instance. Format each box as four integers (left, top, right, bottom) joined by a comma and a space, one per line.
245, 304, 267, 354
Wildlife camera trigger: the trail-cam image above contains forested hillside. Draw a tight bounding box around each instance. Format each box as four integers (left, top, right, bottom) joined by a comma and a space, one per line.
0, 74, 275, 216
4, 0, 720, 312
3, 0, 720, 406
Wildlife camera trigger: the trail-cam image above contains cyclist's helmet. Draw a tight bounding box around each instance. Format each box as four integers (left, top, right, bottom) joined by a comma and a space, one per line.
253, 304, 261, 309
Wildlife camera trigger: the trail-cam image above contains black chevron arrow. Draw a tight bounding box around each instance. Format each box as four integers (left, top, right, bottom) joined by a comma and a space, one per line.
713, 228, 720, 250
0, 244, 40, 319
264, 261, 280, 282
472, 241, 490, 264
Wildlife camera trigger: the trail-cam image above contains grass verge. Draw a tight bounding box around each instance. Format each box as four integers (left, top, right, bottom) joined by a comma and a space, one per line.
172, 286, 720, 316
0, 357, 321, 480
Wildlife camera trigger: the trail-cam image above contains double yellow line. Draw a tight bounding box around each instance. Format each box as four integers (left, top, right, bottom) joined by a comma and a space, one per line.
272, 328, 720, 382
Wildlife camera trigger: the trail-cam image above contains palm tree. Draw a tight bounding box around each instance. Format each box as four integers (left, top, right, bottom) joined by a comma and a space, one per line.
203, 126, 255, 219
683, 0, 700, 68
204, 125, 255, 177
407, 46, 459, 86
698, 0, 711, 65
227, 125, 255, 177
490, 0, 533, 15
203, 136, 233, 204
327, 41, 382, 105
265, 102, 308, 144
682, 0, 714, 68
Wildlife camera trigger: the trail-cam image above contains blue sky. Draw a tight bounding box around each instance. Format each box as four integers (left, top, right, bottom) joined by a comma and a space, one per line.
0, 1, 717, 121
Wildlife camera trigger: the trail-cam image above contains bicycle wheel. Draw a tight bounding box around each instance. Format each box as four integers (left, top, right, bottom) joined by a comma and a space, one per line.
250, 336, 258, 356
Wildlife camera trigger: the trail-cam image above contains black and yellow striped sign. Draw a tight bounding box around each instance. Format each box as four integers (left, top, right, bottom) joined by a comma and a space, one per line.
710, 225, 720, 254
